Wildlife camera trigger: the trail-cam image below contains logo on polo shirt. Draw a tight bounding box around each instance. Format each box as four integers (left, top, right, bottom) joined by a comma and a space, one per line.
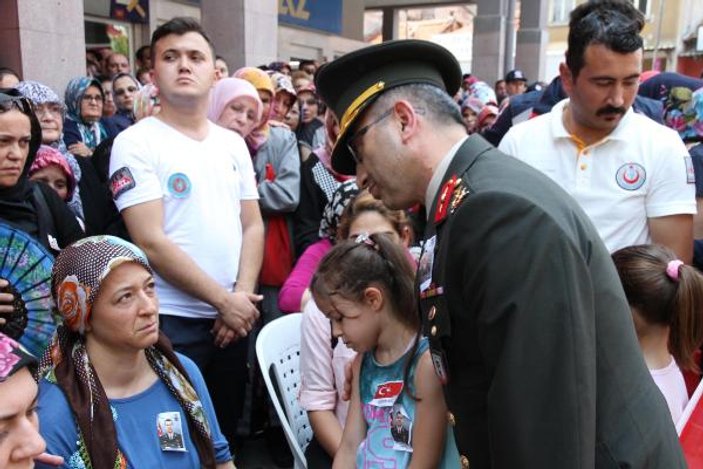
615, 163, 646, 191
167, 173, 192, 199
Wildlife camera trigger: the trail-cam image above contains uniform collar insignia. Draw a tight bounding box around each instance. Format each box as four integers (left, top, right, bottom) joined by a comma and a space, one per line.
450, 183, 469, 214
434, 175, 458, 224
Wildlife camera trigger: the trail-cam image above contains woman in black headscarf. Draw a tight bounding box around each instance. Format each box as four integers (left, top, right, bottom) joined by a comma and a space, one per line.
0, 88, 83, 254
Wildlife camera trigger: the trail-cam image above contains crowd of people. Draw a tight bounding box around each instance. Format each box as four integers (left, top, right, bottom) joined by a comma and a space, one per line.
2, 0, 703, 467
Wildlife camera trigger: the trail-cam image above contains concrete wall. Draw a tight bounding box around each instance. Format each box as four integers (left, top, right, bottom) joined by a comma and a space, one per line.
152, 0, 201, 25
277, 0, 366, 63
515, 0, 548, 82
343, 0, 366, 41
201, 0, 278, 72
0, 0, 85, 97
472, 0, 507, 83
278, 26, 366, 62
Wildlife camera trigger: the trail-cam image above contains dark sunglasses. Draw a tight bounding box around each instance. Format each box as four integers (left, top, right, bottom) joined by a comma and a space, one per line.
0, 95, 34, 116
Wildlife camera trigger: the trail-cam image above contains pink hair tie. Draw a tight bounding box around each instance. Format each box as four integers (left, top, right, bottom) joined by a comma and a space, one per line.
666, 260, 684, 281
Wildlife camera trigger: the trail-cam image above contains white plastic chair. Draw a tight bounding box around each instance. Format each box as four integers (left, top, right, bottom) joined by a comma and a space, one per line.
256, 313, 312, 468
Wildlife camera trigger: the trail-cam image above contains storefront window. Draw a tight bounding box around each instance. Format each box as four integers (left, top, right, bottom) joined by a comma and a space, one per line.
84, 18, 133, 76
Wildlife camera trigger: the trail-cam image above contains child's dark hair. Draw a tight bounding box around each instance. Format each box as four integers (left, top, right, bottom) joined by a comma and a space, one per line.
337, 190, 413, 244
311, 232, 420, 396
612, 244, 703, 372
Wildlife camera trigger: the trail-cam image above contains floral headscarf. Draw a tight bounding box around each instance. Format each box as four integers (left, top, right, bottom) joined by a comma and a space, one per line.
17, 80, 84, 218
51, 235, 151, 334
270, 71, 296, 100
461, 97, 485, 115
0, 332, 37, 383
468, 80, 497, 106
664, 86, 703, 143
64, 77, 108, 150
41, 236, 216, 469
16, 80, 66, 118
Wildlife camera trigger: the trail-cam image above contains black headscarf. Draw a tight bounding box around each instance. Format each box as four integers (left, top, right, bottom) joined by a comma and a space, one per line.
0, 88, 43, 235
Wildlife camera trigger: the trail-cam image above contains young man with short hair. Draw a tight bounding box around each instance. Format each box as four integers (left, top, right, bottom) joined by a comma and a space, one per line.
109, 17, 263, 456
500, 0, 695, 262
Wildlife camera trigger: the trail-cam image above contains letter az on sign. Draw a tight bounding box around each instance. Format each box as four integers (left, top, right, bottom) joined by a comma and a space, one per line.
279, 0, 311, 20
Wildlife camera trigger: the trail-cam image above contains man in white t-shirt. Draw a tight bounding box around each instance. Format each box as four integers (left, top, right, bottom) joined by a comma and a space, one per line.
108, 18, 264, 449
499, 1, 695, 262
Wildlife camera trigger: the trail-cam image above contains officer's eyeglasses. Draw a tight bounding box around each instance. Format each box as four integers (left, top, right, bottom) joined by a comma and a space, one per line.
346, 108, 393, 165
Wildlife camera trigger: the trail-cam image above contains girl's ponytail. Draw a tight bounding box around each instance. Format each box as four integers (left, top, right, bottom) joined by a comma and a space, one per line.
669, 262, 703, 372
613, 244, 703, 372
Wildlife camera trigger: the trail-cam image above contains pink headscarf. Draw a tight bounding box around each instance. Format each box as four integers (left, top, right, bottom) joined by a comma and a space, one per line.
207, 77, 263, 126
29, 145, 77, 200
233, 67, 275, 153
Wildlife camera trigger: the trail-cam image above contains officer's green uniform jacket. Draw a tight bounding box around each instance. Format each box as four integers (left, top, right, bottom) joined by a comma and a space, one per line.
420, 135, 686, 468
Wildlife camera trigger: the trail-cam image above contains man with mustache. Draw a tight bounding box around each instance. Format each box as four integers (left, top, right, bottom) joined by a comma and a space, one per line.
500, 0, 695, 262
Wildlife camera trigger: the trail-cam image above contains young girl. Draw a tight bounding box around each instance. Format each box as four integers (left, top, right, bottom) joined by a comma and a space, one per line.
298, 189, 414, 467
311, 233, 459, 467
612, 244, 703, 423
28, 145, 76, 203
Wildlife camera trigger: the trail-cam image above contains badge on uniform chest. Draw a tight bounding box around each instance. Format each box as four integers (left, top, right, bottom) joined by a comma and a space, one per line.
418, 236, 436, 293
431, 349, 449, 385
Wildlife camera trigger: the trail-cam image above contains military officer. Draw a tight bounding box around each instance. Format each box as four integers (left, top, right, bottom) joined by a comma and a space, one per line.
315, 38, 685, 468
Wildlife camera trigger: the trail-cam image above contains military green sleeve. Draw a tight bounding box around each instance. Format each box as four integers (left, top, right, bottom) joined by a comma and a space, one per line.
449, 190, 597, 468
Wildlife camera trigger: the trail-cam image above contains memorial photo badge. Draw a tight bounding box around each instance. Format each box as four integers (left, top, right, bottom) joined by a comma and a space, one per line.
157, 411, 187, 452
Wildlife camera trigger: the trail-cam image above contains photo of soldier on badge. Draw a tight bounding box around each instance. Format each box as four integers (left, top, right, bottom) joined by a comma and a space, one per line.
390, 405, 412, 449
158, 413, 186, 452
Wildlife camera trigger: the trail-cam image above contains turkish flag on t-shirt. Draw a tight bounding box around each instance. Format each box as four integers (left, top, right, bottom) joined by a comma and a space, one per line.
369, 381, 404, 407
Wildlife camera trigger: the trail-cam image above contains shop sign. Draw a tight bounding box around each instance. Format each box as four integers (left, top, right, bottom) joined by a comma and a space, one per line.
279, 0, 342, 35
110, 0, 149, 24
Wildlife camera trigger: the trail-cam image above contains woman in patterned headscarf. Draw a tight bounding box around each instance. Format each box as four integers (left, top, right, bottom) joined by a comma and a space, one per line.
0, 88, 83, 254
62, 77, 110, 157
16, 80, 85, 220
36, 236, 235, 469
